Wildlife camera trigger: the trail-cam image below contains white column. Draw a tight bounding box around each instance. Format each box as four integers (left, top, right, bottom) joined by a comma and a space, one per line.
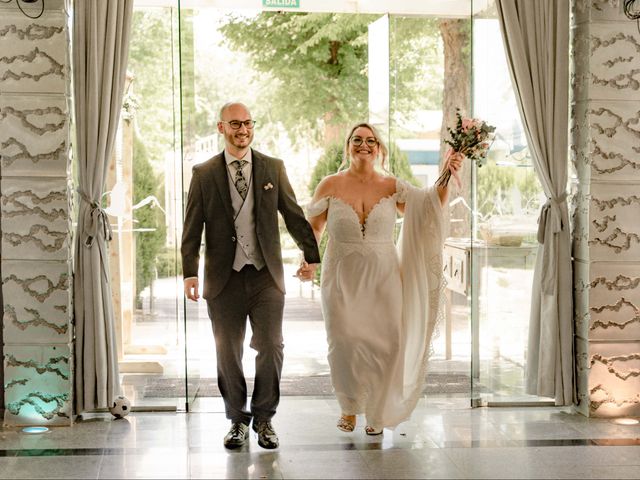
572, 0, 640, 417
0, 0, 73, 426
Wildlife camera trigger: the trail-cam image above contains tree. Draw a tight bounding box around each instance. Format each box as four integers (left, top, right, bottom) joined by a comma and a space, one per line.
178, 10, 198, 150
390, 16, 443, 136
439, 19, 471, 237
388, 142, 421, 187
220, 12, 374, 144
308, 143, 343, 196
128, 9, 178, 167
220, 13, 442, 146
132, 130, 166, 306
439, 19, 471, 158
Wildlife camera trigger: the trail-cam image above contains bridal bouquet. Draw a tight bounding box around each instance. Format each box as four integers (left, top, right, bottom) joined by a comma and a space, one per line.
436, 109, 496, 188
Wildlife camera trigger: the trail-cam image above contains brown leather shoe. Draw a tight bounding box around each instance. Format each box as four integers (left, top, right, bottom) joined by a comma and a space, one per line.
253, 420, 279, 449
223, 422, 249, 449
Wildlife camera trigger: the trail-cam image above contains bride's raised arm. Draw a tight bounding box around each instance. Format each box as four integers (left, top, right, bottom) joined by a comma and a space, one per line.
436, 149, 463, 206
396, 147, 461, 217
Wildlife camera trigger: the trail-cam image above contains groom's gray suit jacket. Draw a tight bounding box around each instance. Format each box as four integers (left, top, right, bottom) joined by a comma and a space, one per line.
181, 149, 320, 299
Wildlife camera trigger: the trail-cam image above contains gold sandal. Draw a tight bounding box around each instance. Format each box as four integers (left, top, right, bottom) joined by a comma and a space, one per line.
365, 426, 383, 436
337, 414, 356, 432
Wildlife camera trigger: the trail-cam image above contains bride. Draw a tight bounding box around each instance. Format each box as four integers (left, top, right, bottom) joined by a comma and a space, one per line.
298, 123, 461, 435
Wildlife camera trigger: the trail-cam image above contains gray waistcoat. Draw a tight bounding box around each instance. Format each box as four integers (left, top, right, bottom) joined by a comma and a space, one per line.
228, 172, 266, 271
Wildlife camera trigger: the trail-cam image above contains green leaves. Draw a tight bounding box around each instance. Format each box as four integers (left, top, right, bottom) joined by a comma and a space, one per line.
219, 12, 444, 148
444, 108, 496, 167
220, 13, 372, 142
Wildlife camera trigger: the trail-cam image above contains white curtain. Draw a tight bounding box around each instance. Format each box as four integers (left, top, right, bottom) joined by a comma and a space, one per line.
496, 0, 573, 405
73, 0, 134, 412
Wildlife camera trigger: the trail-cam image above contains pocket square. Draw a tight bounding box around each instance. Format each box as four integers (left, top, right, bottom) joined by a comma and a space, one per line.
263, 182, 274, 190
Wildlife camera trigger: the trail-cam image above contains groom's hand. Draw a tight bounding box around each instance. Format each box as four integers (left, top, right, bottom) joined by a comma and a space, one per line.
184, 277, 200, 301
295, 261, 318, 282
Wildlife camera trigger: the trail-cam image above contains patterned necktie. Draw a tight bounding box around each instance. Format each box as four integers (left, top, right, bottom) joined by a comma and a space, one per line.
231, 160, 249, 199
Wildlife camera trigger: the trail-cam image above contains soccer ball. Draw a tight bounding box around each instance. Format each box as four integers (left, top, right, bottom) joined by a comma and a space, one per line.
109, 395, 131, 419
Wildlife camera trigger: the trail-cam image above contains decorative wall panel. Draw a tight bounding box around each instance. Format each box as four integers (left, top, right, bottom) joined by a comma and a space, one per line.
588, 23, 640, 102
0, 95, 70, 177
588, 342, 640, 417
0, 12, 68, 94
571, 189, 590, 262
1, 177, 71, 260
588, 263, 640, 341
588, 102, 640, 181
569, 97, 591, 182
575, 336, 590, 416
588, 183, 640, 261
1, 2, 73, 426
573, 260, 590, 339
572, 0, 640, 417
571, 21, 591, 103
3, 344, 72, 426
574, 0, 627, 23
2, 260, 71, 344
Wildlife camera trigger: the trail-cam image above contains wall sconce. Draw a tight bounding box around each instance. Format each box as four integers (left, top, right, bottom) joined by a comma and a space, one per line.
624, 0, 640, 33
0, 0, 44, 19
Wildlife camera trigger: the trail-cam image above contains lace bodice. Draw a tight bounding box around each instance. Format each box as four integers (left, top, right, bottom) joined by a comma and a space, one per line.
307, 178, 409, 244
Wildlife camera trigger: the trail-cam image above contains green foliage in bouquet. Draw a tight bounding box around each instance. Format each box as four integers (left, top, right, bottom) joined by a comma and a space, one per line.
444, 108, 496, 165
437, 108, 496, 187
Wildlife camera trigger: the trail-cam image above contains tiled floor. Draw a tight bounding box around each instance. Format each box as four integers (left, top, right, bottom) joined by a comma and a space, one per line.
1, 396, 640, 479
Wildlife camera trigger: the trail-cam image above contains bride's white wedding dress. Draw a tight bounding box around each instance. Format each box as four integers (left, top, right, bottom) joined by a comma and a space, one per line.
308, 179, 447, 430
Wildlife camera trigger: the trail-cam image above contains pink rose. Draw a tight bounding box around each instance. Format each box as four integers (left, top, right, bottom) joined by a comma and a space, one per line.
461, 118, 474, 131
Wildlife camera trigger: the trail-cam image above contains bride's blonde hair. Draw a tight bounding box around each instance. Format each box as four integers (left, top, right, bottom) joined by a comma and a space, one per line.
339, 122, 389, 172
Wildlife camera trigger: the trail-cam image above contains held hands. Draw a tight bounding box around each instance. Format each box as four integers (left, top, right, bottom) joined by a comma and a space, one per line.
295, 260, 318, 282
184, 277, 200, 301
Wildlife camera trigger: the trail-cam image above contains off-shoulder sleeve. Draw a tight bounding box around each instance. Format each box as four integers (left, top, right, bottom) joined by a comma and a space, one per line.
395, 178, 410, 204
306, 197, 329, 217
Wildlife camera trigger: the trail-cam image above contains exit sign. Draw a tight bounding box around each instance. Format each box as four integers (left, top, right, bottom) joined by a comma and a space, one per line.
262, 0, 300, 8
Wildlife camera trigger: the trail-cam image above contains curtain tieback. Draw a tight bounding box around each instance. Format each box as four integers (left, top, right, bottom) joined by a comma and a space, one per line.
77, 189, 113, 247
537, 191, 568, 244
537, 191, 568, 294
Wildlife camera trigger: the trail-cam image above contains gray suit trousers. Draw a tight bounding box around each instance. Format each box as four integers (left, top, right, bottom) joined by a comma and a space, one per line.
206, 265, 285, 425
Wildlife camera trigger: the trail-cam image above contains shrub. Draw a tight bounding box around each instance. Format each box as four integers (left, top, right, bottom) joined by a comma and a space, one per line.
133, 131, 166, 306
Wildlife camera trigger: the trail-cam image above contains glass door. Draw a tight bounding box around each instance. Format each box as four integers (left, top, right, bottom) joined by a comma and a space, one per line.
469, 0, 552, 405
123, 0, 482, 411
121, 0, 553, 411
177, 4, 207, 410
106, 2, 188, 411
387, 12, 475, 405
174, 2, 477, 411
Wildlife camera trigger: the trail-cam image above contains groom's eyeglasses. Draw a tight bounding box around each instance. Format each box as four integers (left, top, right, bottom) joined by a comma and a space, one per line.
221, 120, 256, 130
350, 136, 378, 147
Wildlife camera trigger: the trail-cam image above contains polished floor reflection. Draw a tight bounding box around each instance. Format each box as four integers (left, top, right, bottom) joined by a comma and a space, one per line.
1, 397, 640, 479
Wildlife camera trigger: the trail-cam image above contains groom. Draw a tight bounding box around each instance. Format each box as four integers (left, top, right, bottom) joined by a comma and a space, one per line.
181, 102, 320, 449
